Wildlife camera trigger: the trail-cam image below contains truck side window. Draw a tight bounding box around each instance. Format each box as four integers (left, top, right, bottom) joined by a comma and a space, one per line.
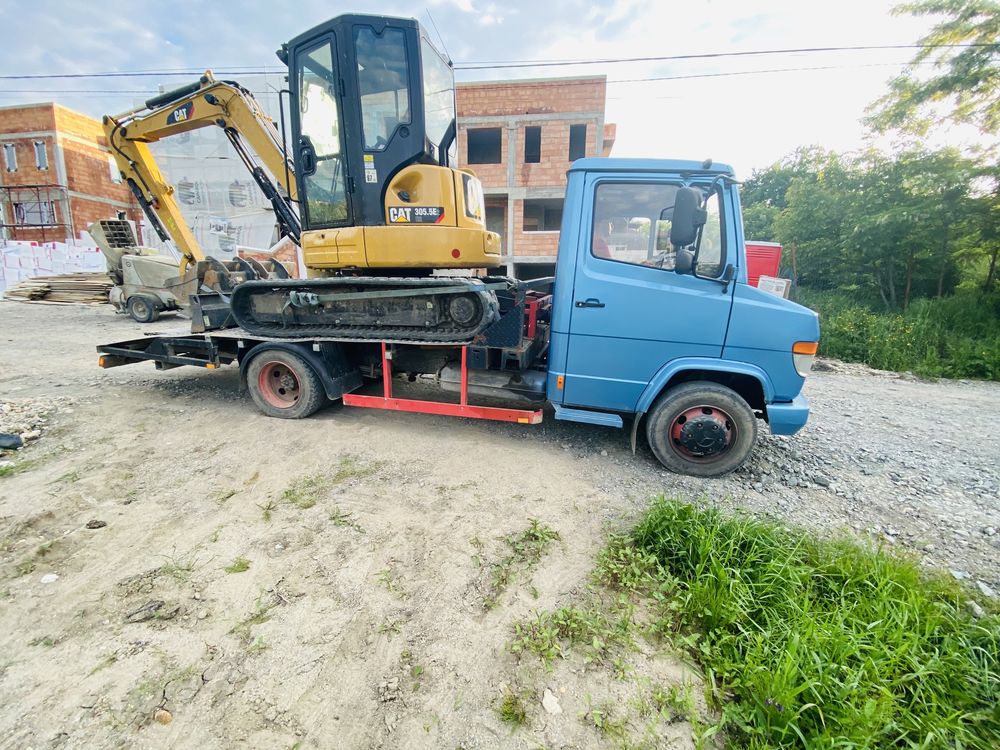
591, 182, 725, 276
695, 190, 724, 277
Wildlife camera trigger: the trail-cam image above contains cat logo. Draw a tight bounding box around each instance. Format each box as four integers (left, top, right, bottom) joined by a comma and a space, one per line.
389, 207, 411, 223
166, 102, 195, 125
388, 206, 445, 224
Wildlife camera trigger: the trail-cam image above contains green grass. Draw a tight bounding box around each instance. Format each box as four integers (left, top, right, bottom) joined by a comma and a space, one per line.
621, 497, 1000, 749
280, 456, 380, 510
497, 688, 528, 726
224, 556, 251, 574
797, 289, 1000, 380
0, 458, 36, 478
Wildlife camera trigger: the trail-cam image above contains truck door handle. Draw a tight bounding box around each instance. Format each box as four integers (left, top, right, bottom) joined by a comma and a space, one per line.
575, 298, 605, 308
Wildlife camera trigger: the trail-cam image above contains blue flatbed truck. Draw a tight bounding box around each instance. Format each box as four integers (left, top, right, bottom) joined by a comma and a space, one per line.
97, 158, 820, 477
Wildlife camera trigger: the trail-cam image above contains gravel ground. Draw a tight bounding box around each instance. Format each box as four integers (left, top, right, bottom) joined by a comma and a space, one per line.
0, 299, 997, 748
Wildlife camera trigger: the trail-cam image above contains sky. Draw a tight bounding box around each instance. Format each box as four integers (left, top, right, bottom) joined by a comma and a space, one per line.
0, 0, 964, 176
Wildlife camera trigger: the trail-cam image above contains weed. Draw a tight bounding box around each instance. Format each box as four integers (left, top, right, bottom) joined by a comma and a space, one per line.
281, 474, 327, 509
230, 594, 277, 643
497, 688, 528, 727
258, 500, 276, 522
29, 635, 55, 647
209, 526, 223, 544
377, 568, 405, 597
14, 560, 35, 577
331, 455, 379, 483
54, 470, 81, 484
0, 458, 36, 478
215, 489, 237, 504
410, 663, 425, 691
586, 700, 626, 738
159, 551, 196, 581
649, 683, 693, 722
35, 540, 56, 558
88, 654, 118, 676
282, 457, 379, 510
247, 636, 269, 655
510, 603, 634, 665
329, 507, 364, 532
484, 519, 560, 609
378, 619, 401, 636
224, 556, 251, 574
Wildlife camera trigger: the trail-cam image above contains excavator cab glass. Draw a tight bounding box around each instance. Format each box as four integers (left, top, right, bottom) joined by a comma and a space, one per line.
284, 14, 458, 231
297, 38, 349, 226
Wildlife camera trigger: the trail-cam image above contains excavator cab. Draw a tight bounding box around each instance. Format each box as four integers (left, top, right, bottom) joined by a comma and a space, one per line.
279, 15, 500, 271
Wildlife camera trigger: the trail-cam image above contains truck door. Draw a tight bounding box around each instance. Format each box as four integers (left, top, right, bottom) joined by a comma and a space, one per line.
561, 178, 735, 412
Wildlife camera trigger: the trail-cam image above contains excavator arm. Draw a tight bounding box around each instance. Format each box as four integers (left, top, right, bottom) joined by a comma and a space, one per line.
104, 71, 299, 273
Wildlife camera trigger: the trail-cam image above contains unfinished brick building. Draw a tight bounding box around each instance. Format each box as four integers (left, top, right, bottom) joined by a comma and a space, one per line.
456, 75, 615, 277
0, 103, 142, 244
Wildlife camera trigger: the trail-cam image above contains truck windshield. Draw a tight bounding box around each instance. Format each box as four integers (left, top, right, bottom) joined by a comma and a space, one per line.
354, 26, 411, 151
421, 37, 456, 164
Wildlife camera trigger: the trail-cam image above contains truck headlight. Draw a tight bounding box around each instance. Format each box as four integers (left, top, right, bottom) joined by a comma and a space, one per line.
792, 341, 819, 377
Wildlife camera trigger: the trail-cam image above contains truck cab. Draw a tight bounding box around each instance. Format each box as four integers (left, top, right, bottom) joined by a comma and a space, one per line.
547, 158, 820, 476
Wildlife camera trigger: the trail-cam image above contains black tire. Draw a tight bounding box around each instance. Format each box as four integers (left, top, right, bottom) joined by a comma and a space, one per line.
127, 295, 160, 323
646, 381, 758, 478
245, 349, 327, 419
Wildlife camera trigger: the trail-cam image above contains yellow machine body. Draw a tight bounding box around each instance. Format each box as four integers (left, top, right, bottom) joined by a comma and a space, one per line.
301, 163, 500, 272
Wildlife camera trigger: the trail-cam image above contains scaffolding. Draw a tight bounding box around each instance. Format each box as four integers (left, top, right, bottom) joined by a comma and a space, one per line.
0, 183, 70, 245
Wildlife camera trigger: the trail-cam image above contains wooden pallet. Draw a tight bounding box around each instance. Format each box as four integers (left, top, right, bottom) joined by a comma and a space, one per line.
3, 272, 111, 305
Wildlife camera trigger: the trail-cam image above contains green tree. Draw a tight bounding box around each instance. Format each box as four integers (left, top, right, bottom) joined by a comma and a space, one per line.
868, 0, 1000, 135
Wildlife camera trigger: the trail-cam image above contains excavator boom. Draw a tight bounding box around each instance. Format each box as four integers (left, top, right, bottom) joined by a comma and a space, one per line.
104, 72, 299, 273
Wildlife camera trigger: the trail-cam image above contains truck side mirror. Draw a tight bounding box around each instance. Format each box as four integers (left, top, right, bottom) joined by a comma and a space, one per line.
669, 187, 707, 248
674, 248, 694, 274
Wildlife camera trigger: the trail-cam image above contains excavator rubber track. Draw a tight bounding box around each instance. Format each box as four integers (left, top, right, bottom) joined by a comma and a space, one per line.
228, 277, 502, 342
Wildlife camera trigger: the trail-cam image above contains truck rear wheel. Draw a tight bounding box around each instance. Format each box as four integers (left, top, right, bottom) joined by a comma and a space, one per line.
127, 295, 160, 323
646, 381, 757, 478
246, 349, 326, 419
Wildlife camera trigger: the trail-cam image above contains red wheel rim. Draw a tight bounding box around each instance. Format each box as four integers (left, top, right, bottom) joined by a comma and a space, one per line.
257, 361, 301, 408
669, 405, 735, 462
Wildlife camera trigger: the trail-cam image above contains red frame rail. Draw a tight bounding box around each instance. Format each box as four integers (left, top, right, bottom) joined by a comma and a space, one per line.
342, 343, 544, 425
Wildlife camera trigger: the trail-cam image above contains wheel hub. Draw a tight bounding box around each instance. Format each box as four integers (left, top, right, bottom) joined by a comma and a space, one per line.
671, 407, 733, 457
258, 362, 300, 407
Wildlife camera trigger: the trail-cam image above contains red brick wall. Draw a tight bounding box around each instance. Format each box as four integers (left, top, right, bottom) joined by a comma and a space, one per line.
0, 103, 140, 241
0, 105, 58, 189
456, 78, 609, 262
511, 198, 561, 257
456, 77, 607, 117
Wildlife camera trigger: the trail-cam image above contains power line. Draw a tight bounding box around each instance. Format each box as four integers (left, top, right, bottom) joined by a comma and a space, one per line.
452, 43, 998, 69
0, 42, 995, 81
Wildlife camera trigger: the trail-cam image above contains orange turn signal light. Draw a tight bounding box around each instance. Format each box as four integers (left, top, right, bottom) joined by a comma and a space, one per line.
556, 374, 565, 390
793, 341, 819, 355
98, 356, 106, 368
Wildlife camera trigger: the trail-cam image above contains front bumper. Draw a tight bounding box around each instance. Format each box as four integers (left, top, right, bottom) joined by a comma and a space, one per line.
766, 394, 810, 435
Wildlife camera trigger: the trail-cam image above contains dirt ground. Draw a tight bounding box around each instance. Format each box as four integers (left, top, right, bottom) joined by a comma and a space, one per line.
1, 300, 998, 749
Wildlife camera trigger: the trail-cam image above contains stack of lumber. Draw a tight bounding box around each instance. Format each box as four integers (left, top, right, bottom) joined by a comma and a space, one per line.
3, 272, 111, 305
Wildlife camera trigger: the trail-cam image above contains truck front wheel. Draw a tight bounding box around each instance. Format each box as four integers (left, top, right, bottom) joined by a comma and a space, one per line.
646, 381, 757, 478
246, 349, 326, 419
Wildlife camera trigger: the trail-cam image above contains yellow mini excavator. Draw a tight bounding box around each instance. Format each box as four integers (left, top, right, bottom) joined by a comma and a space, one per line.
105, 13, 505, 342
